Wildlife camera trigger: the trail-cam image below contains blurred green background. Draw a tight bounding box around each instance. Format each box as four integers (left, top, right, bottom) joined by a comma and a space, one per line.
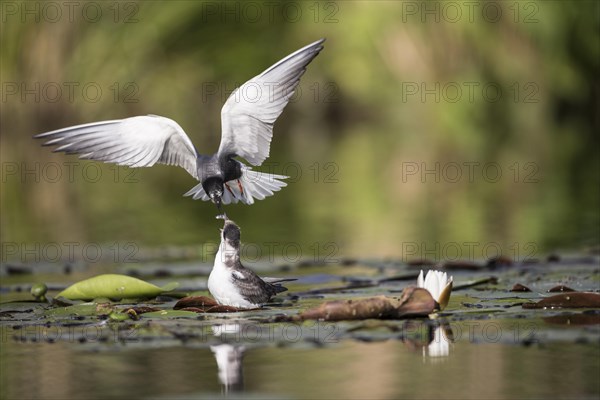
1, 1, 598, 261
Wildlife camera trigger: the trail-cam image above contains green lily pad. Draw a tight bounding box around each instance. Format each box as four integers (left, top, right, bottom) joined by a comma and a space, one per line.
45, 303, 101, 317
141, 310, 200, 319
56, 274, 178, 301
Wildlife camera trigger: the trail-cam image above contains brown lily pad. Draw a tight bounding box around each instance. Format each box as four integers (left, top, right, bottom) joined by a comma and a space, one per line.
292, 282, 375, 296
173, 296, 246, 312
453, 276, 498, 291
487, 256, 513, 268
407, 259, 436, 267
443, 261, 484, 270
522, 292, 600, 309
511, 283, 532, 292
548, 285, 576, 293
543, 313, 600, 325
396, 287, 439, 316
295, 286, 436, 321
179, 305, 242, 313
376, 273, 421, 284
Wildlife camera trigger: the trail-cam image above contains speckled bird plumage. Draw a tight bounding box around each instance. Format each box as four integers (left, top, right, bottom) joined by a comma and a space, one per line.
208, 219, 293, 308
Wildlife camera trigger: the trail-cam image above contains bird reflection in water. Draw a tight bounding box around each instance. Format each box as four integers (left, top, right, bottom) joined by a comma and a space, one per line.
211, 323, 245, 393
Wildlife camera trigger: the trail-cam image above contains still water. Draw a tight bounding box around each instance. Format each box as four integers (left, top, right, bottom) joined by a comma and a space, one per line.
1, 259, 599, 399
1, 333, 599, 399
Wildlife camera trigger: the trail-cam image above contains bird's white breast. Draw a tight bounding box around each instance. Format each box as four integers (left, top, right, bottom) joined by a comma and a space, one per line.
208, 247, 258, 309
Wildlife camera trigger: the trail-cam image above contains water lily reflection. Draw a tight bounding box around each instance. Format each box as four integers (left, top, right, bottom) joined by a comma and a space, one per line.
417, 270, 453, 310
423, 323, 454, 359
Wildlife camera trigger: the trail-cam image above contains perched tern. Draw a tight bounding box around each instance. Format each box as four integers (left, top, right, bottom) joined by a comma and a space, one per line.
208, 218, 294, 308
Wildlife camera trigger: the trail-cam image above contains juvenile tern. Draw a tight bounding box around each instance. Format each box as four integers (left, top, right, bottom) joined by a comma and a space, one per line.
208, 218, 294, 309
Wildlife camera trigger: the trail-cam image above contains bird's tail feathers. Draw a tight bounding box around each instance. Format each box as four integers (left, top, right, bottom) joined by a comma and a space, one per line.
234, 167, 288, 204
264, 277, 296, 294
183, 166, 287, 205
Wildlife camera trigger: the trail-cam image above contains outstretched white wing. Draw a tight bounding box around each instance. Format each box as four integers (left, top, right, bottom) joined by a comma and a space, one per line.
217, 39, 325, 166
34, 115, 199, 179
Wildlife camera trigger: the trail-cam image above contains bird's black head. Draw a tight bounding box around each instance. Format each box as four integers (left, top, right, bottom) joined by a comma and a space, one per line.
202, 177, 224, 204
222, 220, 241, 249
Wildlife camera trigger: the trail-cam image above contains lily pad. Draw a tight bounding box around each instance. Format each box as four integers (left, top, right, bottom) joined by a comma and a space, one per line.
174, 296, 244, 312
442, 261, 484, 270
56, 274, 178, 300
141, 310, 200, 319
548, 285, 576, 293
543, 313, 600, 325
522, 292, 600, 309
45, 302, 104, 317
295, 286, 436, 321
511, 283, 532, 292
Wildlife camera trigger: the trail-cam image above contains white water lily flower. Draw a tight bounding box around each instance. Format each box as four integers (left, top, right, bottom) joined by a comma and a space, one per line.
417, 270, 453, 310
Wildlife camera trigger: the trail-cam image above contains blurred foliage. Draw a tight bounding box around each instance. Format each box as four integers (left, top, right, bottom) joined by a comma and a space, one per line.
1, 1, 598, 259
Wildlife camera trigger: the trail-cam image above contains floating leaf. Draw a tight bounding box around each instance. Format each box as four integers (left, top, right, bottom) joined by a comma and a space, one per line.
486, 256, 513, 268
56, 274, 178, 300
141, 310, 200, 319
522, 292, 600, 309
51, 297, 79, 307
296, 287, 436, 321
543, 313, 600, 325
547, 254, 561, 262
407, 259, 436, 268
45, 303, 102, 317
291, 282, 375, 297
511, 283, 532, 292
174, 296, 245, 312
453, 276, 498, 291
443, 261, 484, 271
297, 296, 398, 321
548, 285, 576, 293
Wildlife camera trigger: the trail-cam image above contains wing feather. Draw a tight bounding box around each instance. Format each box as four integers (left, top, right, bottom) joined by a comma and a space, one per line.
218, 39, 325, 166
230, 267, 276, 304
35, 115, 200, 179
